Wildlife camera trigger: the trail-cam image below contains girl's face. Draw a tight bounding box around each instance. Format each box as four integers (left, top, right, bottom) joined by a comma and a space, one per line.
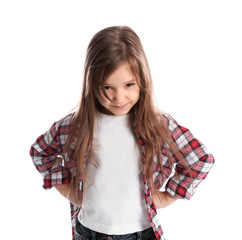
98, 63, 140, 115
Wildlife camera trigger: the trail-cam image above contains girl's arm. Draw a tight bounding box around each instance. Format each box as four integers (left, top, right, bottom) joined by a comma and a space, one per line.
164, 114, 215, 200
55, 184, 82, 207
151, 190, 177, 208
30, 114, 74, 190
152, 114, 215, 201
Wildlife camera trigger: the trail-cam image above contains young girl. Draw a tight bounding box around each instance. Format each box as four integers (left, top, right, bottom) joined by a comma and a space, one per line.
30, 26, 215, 240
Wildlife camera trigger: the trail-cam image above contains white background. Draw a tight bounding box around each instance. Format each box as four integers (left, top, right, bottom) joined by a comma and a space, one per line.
1, 0, 241, 239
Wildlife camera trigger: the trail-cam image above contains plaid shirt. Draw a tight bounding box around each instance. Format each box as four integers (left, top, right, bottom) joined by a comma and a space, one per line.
30, 113, 215, 240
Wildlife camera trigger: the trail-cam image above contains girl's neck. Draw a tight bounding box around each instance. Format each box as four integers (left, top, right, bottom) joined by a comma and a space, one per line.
97, 110, 129, 119
96, 105, 130, 118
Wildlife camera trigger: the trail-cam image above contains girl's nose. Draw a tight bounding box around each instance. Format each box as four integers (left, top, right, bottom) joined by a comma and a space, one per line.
113, 89, 125, 104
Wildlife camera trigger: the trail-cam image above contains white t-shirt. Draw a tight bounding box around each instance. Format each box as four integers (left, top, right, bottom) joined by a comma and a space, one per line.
78, 113, 151, 234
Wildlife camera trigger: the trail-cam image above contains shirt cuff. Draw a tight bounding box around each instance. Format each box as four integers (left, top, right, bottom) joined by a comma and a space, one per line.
165, 176, 194, 200
43, 166, 72, 190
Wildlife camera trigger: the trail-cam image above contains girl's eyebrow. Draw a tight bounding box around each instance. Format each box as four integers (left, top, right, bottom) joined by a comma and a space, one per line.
104, 79, 136, 85
125, 79, 136, 83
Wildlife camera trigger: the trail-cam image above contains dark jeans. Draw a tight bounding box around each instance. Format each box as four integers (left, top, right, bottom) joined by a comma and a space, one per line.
75, 220, 156, 240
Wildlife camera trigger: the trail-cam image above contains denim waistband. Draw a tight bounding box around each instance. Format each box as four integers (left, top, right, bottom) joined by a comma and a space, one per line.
75, 220, 155, 240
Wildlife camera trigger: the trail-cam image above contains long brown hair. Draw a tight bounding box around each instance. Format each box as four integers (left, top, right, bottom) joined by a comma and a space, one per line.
63, 26, 191, 202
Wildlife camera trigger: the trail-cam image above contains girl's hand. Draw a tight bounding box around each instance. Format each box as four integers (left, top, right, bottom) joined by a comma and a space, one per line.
55, 183, 83, 207
151, 189, 177, 209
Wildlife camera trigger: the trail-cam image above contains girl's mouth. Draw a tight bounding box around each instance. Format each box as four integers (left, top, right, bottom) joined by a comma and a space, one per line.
113, 104, 127, 109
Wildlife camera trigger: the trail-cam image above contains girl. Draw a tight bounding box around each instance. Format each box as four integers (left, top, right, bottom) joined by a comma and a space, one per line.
30, 26, 215, 240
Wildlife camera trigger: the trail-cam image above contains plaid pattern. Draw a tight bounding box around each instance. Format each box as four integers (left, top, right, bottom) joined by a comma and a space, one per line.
30, 113, 214, 240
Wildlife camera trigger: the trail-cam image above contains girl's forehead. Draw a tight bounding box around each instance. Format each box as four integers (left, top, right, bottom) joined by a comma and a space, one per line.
106, 64, 134, 79
97, 60, 141, 88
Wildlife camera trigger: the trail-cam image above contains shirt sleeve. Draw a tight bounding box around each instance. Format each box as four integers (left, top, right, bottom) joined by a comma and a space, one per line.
163, 114, 215, 199
29, 114, 75, 189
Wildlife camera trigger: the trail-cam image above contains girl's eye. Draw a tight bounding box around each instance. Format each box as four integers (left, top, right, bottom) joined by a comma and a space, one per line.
104, 86, 112, 90
126, 83, 135, 87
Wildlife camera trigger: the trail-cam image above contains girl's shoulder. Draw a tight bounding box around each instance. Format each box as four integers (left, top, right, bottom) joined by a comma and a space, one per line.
154, 109, 181, 134
155, 108, 177, 124
59, 112, 75, 126
50, 111, 76, 133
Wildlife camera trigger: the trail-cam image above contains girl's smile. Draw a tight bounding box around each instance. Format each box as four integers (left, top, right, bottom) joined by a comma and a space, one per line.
112, 103, 128, 109
98, 63, 140, 115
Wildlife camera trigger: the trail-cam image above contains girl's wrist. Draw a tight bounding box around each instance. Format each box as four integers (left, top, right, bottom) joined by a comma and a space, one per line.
152, 190, 177, 209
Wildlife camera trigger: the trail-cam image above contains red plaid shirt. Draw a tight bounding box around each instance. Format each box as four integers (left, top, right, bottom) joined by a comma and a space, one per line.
30, 113, 214, 240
